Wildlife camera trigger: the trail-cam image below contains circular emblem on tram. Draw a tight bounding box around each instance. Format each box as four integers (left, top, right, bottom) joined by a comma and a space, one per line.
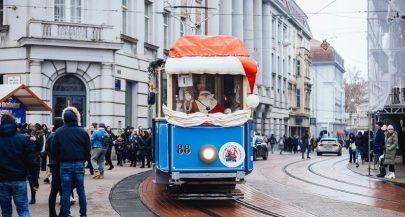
219, 142, 245, 168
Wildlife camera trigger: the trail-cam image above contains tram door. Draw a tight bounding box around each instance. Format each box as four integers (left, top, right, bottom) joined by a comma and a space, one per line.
53, 75, 86, 126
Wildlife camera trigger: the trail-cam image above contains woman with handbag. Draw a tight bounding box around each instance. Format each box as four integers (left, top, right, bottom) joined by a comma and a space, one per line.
348, 133, 356, 164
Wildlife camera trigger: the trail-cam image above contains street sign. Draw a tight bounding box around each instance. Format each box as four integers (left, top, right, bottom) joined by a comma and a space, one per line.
320, 40, 330, 51
310, 117, 316, 125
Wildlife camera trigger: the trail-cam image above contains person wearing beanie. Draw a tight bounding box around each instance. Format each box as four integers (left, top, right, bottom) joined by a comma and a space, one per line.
27, 122, 45, 205
52, 107, 90, 217
384, 125, 398, 179
0, 114, 39, 217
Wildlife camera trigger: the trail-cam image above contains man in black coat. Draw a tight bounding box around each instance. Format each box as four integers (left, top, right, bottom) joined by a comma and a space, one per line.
46, 117, 64, 217
0, 114, 39, 217
52, 107, 90, 217
374, 122, 386, 177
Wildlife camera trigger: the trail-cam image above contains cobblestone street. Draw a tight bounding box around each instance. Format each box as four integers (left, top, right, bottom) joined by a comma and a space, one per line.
246, 151, 405, 217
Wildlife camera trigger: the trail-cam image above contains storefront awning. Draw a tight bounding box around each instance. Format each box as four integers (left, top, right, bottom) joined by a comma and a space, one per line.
0, 84, 52, 111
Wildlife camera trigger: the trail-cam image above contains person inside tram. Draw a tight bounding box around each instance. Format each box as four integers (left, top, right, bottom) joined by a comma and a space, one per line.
224, 91, 240, 114
189, 80, 224, 114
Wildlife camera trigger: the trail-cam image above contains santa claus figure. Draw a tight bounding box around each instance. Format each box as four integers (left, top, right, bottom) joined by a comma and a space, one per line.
191, 90, 224, 114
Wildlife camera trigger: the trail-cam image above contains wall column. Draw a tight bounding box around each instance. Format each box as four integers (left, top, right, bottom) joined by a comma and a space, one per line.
232, 0, 243, 40
99, 62, 114, 126
219, 0, 232, 35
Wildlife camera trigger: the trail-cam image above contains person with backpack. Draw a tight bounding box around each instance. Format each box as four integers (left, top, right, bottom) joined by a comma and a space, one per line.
90, 123, 110, 179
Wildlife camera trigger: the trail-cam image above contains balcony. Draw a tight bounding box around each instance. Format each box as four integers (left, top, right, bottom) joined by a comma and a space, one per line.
19, 20, 122, 50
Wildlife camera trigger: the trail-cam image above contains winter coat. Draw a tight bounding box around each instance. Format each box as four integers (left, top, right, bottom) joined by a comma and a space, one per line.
374, 129, 385, 155
31, 129, 45, 154
0, 122, 39, 185
90, 128, 108, 149
355, 135, 365, 149
384, 131, 398, 165
137, 136, 151, 156
269, 136, 277, 145
114, 139, 126, 153
52, 107, 91, 163
45, 132, 57, 166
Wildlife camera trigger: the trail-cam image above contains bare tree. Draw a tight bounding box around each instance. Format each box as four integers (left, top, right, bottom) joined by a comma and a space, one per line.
344, 67, 367, 113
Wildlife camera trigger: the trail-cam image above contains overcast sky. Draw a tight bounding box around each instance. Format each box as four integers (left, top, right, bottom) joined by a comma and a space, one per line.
294, 0, 368, 78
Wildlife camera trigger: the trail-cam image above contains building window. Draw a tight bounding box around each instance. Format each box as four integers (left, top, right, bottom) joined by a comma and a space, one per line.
163, 11, 169, 49
296, 89, 300, 108
296, 60, 301, 77
70, 0, 81, 23
144, 1, 152, 42
0, 0, 3, 25
54, 0, 65, 21
122, 0, 128, 34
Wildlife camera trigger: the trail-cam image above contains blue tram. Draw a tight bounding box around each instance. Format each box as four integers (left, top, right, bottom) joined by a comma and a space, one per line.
149, 35, 259, 199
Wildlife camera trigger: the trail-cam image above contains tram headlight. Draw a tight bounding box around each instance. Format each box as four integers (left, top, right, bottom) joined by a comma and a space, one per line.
199, 144, 218, 164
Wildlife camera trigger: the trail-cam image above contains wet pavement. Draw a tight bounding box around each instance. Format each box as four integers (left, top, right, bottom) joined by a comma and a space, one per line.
23, 150, 405, 217
248, 151, 405, 216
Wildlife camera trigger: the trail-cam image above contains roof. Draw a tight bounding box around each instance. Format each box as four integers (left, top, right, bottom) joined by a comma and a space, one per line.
310, 39, 345, 71
0, 84, 52, 111
167, 35, 258, 93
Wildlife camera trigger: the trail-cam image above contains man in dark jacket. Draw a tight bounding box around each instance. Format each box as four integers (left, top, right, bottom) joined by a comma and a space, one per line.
46, 117, 64, 217
269, 134, 277, 154
301, 131, 310, 159
374, 122, 386, 177
0, 114, 39, 217
52, 107, 90, 217
28, 123, 45, 204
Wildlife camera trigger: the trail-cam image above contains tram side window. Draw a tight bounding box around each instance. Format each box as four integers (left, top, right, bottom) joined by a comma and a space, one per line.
174, 74, 242, 114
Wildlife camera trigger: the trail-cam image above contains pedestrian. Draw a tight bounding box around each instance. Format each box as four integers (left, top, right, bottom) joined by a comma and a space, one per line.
90, 123, 109, 179
348, 133, 356, 164
129, 129, 140, 167
279, 137, 284, 155
293, 135, 298, 153
355, 132, 364, 167
140, 130, 152, 168
375, 122, 386, 177
301, 131, 310, 159
105, 126, 115, 171
28, 123, 45, 204
46, 117, 64, 217
114, 134, 126, 166
384, 125, 398, 179
269, 134, 277, 154
0, 114, 39, 217
398, 126, 405, 165
52, 106, 90, 217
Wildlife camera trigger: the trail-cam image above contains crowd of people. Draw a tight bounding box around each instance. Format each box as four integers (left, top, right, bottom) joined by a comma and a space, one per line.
0, 106, 152, 217
347, 121, 404, 179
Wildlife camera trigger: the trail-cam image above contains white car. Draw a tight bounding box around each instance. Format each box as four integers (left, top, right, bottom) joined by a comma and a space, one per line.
316, 137, 342, 156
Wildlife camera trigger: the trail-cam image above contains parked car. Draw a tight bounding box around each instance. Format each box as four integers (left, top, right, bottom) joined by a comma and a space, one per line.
316, 137, 342, 156
253, 136, 268, 160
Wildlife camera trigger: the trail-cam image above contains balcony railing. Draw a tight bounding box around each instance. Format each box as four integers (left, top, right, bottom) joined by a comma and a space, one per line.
28, 20, 114, 42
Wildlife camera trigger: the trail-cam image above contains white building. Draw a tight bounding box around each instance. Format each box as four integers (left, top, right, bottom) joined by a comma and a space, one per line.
0, 0, 196, 128
310, 40, 346, 137
0, 0, 310, 134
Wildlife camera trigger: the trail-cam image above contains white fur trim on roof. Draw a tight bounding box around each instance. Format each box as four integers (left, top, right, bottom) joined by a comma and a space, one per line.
165, 56, 245, 75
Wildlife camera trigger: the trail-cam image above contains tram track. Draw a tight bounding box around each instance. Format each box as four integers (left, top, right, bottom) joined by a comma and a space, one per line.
234, 199, 285, 217
282, 157, 405, 205
307, 158, 405, 196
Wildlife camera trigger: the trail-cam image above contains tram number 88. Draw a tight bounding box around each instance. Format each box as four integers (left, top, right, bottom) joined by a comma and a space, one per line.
177, 144, 191, 155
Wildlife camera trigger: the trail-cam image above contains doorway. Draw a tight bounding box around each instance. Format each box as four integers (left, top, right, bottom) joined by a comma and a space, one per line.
52, 75, 87, 126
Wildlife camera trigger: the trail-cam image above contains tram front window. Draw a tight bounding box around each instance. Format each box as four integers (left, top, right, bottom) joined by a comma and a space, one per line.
174, 74, 243, 114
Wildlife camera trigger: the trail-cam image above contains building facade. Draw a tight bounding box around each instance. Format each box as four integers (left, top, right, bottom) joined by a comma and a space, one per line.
0, 0, 311, 134
0, 0, 200, 128
310, 40, 346, 137
284, 0, 312, 138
